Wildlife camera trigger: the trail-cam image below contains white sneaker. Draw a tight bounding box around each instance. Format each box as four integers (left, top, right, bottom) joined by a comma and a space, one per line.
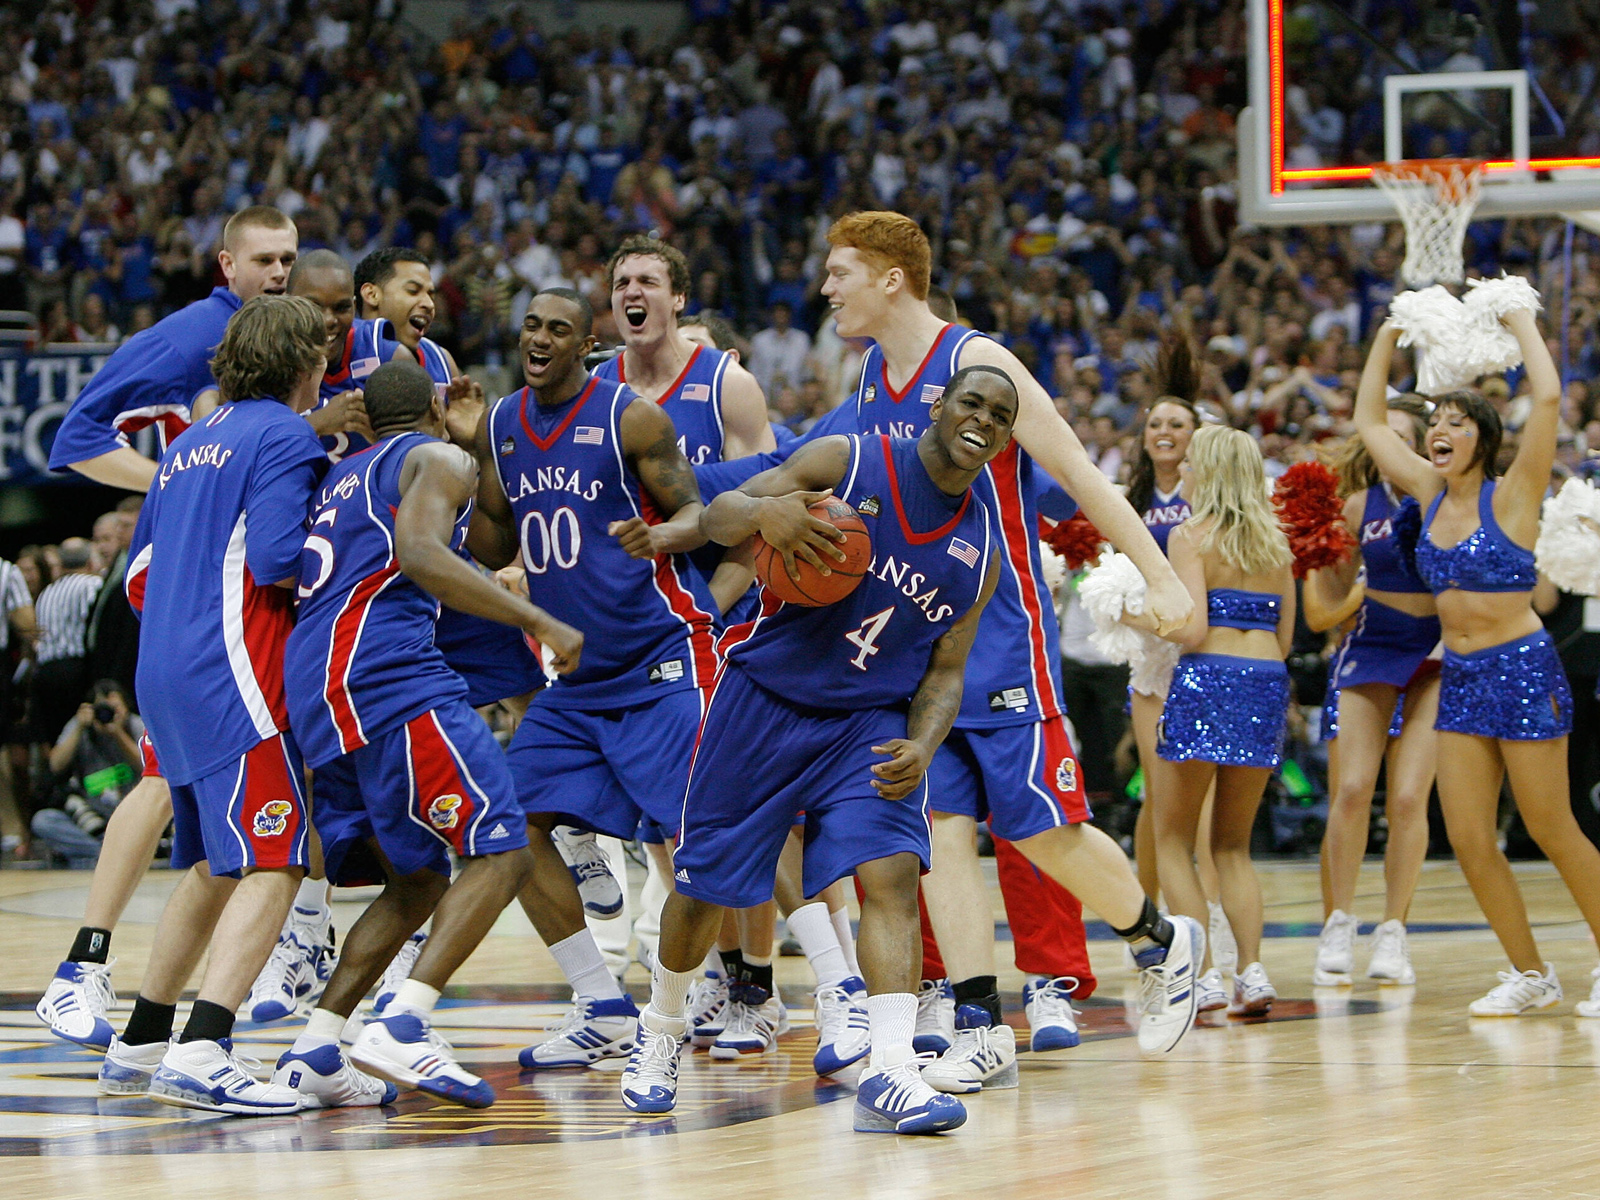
1136, 915, 1204, 1054
551, 826, 624, 918
913, 978, 956, 1055
1230, 962, 1277, 1017
811, 976, 871, 1075
1022, 976, 1080, 1051
37, 959, 117, 1049
620, 1010, 683, 1113
1197, 967, 1229, 1013
1208, 901, 1238, 977
1366, 919, 1416, 985
273, 1042, 397, 1107
148, 1039, 304, 1115
374, 932, 427, 1013
853, 1049, 967, 1134
1314, 909, 1359, 986
1468, 964, 1562, 1017
247, 930, 324, 1023
517, 996, 638, 1068
921, 1005, 1018, 1094
687, 972, 730, 1048
710, 982, 789, 1059
1576, 967, 1600, 1018
351, 1010, 493, 1107
99, 1035, 167, 1095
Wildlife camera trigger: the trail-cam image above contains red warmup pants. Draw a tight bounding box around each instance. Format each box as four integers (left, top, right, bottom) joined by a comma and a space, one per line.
857, 830, 1099, 999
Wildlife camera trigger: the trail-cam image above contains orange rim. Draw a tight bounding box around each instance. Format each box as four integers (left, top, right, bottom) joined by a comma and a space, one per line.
1371, 158, 1485, 202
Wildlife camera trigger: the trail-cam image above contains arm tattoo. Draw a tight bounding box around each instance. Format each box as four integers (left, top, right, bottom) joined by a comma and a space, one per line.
639, 433, 703, 515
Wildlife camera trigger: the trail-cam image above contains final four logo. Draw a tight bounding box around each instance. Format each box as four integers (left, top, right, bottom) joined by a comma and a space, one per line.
1055, 758, 1077, 794
427, 794, 465, 831
252, 800, 294, 837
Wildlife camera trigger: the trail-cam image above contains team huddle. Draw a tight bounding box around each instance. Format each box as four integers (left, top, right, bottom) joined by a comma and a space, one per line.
29, 203, 1246, 1137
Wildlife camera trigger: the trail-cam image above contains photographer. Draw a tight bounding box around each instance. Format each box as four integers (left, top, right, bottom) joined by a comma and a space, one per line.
29, 681, 144, 868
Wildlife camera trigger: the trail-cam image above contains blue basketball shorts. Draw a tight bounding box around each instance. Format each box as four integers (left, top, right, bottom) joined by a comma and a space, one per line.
312, 700, 529, 886
506, 687, 706, 840
927, 715, 1092, 842
434, 609, 546, 706
672, 663, 932, 910
170, 731, 309, 878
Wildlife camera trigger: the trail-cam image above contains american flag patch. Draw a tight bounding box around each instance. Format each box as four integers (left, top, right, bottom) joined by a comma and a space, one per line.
573, 426, 604, 445
947, 538, 979, 567
680, 383, 710, 402
920, 384, 944, 405
350, 356, 382, 379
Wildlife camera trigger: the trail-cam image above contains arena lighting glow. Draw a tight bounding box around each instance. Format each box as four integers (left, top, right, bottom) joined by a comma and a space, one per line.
1263, 0, 1600, 193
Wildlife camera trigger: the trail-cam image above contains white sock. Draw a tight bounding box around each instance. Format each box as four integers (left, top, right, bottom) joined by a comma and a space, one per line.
830, 906, 861, 978
393, 979, 440, 1016
292, 876, 330, 923
650, 961, 697, 1019
865, 992, 918, 1069
788, 902, 849, 989
742, 950, 771, 968
549, 929, 625, 1002
291, 1006, 346, 1053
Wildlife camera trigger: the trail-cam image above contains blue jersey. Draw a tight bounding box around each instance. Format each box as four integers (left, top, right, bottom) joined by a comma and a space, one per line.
1142, 485, 1190, 554
726, 435, 992, 710
284, 432, 471, 768
312, 318, 400, 462
486, 375, 719, 708
49, 286, 241, 469
126, 400, 327, 785
594, 344, 735, 467
363, 319, 453, 397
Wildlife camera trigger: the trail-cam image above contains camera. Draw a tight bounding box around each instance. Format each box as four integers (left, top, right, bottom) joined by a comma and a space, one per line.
93, 702, 117, 725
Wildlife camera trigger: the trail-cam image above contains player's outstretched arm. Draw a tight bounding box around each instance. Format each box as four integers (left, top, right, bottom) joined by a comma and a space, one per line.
699, 435, 851, 580
396, 440, 582, 674
464, 406, 520, 570
1354, 322, 1437, 503
63, 448, 158, 492
612, 397, 709, 558
872, 550, 1001, 801
955, 336, 1191, 636
719, 361, 778, 459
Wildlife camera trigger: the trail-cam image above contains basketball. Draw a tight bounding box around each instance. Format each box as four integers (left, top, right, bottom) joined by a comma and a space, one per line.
752, 497, 872, 606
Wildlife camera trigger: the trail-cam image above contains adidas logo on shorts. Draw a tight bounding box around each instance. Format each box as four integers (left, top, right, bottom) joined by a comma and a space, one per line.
674, 868, 689, 883
487, 823, 510, 840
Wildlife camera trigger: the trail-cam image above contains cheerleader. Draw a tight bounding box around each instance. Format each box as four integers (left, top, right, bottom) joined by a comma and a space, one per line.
1150, 425, 1296, 1016
1304, 398, 1440, 988
1356, 313, 1600, 1017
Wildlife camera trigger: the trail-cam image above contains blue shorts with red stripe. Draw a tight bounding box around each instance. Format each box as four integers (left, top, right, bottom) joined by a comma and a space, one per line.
928, 715, 1092, 842
507, 688, 703, 840
138, 733, 161, 778
169, 732, 310, 878
672, 663, 932, 910
311, 700, 528, 886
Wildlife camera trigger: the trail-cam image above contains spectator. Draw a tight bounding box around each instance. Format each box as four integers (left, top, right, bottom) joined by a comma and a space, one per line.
30, 679, 144, 869
29, 537, 102, 760
747, 301, 812, 400
0, 552, 36, 859
85, 500, 141, 705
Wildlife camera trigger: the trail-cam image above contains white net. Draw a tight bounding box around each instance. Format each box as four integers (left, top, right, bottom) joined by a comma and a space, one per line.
1371, 159, 1484, 287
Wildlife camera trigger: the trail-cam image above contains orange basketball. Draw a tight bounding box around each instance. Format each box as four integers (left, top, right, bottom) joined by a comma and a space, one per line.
752, 497, 872, 607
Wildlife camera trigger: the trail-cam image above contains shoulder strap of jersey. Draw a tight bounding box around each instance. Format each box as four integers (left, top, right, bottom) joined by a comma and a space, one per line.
837, 434, 864, 505
948, 326, 985, 375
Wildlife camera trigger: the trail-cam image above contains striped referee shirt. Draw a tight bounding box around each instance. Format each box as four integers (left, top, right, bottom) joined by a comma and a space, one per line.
0, 559, 29, 653
34, 571, 102, 663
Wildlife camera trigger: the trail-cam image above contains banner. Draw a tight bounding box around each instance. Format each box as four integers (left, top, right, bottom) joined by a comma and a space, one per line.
0, 344, 164, 485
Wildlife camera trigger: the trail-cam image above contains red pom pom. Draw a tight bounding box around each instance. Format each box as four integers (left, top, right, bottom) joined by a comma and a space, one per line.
1043, 511, 1106, 571
1272, 461, 1357, 579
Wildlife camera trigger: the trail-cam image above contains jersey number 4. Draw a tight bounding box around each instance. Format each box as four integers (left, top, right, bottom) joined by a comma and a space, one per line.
845, 607, 893, 671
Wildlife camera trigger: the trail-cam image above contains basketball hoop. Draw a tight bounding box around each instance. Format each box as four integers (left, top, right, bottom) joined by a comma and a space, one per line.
1371, 159, 1484, 287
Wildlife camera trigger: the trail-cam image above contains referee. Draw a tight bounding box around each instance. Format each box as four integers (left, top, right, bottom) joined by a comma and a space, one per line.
30, 538, 104, 755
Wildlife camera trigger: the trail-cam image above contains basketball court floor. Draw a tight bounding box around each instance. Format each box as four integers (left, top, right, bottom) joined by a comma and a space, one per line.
3, 858, 1597, 1198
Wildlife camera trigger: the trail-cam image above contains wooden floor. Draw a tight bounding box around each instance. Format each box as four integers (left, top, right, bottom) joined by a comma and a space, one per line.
3, 859, 1599, 1199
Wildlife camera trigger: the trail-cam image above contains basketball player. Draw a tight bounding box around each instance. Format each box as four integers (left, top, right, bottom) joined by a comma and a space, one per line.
277, 361, 582, 1109
288, 249, 381, 460
622, 367, 1010, 1133
467, 288, 717, 1072
770, 213, 1202, 1077
34, 208, 342, 1051
96, 296, 329, 1115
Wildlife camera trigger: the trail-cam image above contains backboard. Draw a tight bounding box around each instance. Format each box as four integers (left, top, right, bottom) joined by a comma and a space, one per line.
1239, 0, 1600, 226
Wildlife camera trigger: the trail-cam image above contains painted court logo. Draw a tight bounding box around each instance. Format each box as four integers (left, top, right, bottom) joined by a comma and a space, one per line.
252, 800, 294, 837
1055, 758, 1077, 794
427, 794, 465, 831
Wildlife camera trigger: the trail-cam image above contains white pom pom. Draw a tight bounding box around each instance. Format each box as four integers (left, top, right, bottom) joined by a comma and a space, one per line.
1078, 552, 1149, 663
1387, 281, 1537, 394
1464, 273, 1543, 322
1129, 634, 1182, 697
1038, 540, 1067, 597
1536, 478, 1600, 595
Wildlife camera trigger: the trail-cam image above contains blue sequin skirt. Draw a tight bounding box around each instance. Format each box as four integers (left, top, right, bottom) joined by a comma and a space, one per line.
1158, 654, 1290, 769
1330, 599, 1440, 690
1436, 630, 1572, 741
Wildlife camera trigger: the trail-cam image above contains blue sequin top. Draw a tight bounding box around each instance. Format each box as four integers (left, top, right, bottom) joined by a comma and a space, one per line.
1207, 588, 1281, 631
1415, 480, 1538, 594
1359, 484, 1429, 594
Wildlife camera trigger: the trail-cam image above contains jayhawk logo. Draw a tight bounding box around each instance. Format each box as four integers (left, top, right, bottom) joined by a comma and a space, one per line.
1055, 758, 1077, 794
253, 800, 294, 837
427, 794, 465, 831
